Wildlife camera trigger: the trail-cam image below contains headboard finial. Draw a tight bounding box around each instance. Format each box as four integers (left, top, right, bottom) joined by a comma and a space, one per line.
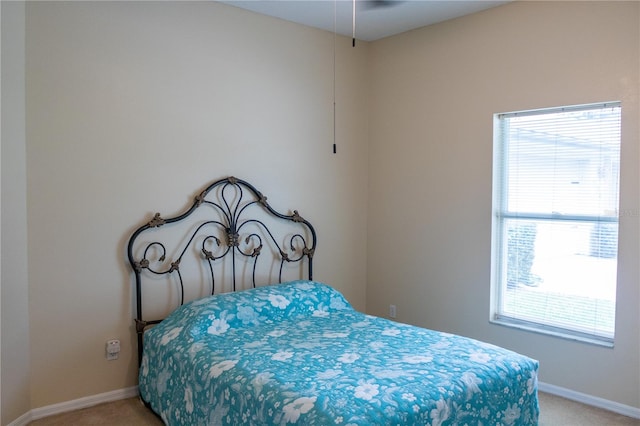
168, 260, 181, 273
134, 259, 149, 272
303, 247, 315, 259
292, 210, 304, 223
148, 213, 165, 228
195, 192, 206, 206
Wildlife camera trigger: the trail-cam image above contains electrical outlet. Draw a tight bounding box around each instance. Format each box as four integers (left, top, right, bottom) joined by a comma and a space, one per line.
106, 339, 120, 360
389, 304, 397, 319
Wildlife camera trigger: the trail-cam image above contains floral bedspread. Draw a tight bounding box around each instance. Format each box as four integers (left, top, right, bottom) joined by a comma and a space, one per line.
139, 280, 539, 425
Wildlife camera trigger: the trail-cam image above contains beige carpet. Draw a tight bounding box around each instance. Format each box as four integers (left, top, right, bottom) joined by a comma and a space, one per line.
29, 398, 163, 426
28, 392, 640, 425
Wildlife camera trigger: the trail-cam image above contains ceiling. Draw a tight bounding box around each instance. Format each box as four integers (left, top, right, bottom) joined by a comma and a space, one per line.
219, 0, 510, 42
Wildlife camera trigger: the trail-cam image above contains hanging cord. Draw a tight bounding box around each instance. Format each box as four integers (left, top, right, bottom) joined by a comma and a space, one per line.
333, 0, 337, 154
352, 0, 356, 47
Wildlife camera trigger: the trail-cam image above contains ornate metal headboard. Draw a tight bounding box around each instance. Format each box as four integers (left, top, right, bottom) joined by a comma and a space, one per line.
127, 176, 316, 364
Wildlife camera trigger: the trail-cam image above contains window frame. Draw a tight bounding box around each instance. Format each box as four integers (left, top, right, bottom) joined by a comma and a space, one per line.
490, 102, 621, 347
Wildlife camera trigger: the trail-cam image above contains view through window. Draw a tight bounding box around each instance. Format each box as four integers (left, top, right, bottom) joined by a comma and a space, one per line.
491, 102, 621, 344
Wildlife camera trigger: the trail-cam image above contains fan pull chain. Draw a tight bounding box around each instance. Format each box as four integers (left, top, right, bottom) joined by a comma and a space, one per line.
333, 0, 337, 154
352, 0, 356, 47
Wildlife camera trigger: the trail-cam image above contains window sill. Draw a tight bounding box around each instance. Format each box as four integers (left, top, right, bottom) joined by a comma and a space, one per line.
490, 316, 614, 348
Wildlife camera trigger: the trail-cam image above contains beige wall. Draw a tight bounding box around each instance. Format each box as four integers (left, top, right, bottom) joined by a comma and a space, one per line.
1, 2, 31, 424
22, 1, 368, 410
367, 0, 639, 409
2, 0, 639, 422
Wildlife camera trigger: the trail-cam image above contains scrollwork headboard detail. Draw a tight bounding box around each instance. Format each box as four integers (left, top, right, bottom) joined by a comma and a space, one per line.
127, 176, 316, 364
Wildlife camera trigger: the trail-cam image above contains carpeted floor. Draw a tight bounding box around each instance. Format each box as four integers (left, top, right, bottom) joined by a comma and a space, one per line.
537, 392, 640, 425
28, 391, 640, 425
29, 397, 163, 426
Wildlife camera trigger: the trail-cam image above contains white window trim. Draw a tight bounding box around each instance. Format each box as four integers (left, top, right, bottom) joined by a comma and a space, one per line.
490, 102, 621, 347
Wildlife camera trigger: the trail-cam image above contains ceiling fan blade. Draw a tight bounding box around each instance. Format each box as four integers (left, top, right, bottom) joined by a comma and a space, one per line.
362, 0, 404, 10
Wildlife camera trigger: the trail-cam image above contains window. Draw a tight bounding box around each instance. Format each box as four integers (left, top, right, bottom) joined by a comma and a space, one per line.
491, 102, 621, 345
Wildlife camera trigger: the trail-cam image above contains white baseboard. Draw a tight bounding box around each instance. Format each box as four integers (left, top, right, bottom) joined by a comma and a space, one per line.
6, 411, 31, 426
7, 386, 139, 426
8, 382, 640, 424
538, 381, 640, 419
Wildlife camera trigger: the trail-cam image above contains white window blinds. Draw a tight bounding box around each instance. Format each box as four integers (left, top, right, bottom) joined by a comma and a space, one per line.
492, 102, 621, 344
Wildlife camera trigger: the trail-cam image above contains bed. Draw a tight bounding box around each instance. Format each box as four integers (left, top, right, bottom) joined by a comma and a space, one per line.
127, 176, 539, 425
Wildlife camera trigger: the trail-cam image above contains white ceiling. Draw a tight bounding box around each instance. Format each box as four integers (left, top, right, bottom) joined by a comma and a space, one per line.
219, 0, 509, 42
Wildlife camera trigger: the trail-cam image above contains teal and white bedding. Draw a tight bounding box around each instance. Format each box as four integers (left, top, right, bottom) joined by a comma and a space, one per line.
139, 280, 539, 425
